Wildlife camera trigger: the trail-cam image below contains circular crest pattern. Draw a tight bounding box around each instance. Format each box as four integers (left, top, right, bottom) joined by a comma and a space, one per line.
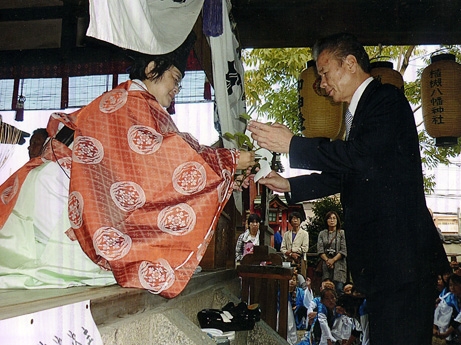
93, 226, 132, 261
99, 88, 128, 114
172, 162, 206, 195
73, 136, 104, 164
0, 175, 19, 205
110, 181, 146, 212
57, 156, 72, 176
157, 203, 196, 236
68, 191, 84, 229
127, 125, 163, 155
138, 259, 175, 294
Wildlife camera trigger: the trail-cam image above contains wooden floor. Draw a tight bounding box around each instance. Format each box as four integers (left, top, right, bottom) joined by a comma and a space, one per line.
0, 269, 238, 324
0, 285, 132, 321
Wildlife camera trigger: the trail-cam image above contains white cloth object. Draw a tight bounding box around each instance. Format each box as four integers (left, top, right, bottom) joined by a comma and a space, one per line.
331, 314, 353, 341
208, 1, 246, 214
86, 0, 204, 54
360, 314, 370, 345
435, 292, 454, 331
286, 300, 298, 345
0, 300, 103, 344
303, 287, 314, 308
0, 161, 116, 288
318, 312, 336, 345
241, 229, 260, 245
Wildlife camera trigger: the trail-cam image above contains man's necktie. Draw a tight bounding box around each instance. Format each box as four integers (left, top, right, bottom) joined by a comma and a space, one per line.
345, 108, 353, 140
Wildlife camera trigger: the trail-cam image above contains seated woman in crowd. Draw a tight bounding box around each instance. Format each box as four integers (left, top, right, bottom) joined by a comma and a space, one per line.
289, 273, 307, 330
235, 213, 261, 264
311, 288, 339, 345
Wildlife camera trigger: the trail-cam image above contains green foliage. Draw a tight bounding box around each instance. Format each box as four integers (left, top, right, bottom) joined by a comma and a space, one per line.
223, 131, 254, 151
243, 48, 311, 135
304, 196, 343, 266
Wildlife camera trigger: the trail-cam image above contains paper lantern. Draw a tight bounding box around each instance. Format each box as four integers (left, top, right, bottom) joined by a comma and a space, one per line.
298, 60, 345, 139
370, 61, 404, 91
421, 54, 461, 146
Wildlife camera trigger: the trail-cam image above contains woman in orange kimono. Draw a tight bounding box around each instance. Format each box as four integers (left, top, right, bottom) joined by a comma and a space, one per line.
64, 34, 254, 298
0, 33, 254, 298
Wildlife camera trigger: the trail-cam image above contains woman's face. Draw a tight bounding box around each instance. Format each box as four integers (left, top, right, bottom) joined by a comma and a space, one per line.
437, 275, 446, 291
322, 290, 337, 310
249, 219, 259, 235
289, 275, 297, 291
343, 284, 353, 294
327, 213, 337, 228
449, 280, 461, 297
144, 64, 182, 107
290, 216, 301, 228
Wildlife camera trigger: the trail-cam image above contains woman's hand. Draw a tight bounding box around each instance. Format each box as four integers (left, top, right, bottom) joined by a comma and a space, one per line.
237, 150, 256, 170
326, 258, 335, 269
233, 166, 254, 191
291, 252, 300, 260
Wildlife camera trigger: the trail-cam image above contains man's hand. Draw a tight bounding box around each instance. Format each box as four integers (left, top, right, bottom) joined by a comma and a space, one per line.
257, 170, 291, 193
247, 121, 293, 154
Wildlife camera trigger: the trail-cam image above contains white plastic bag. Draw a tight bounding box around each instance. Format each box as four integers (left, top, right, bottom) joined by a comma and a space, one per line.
434, 292, 453, 329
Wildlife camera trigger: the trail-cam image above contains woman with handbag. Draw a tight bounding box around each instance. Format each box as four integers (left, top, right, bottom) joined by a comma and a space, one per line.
317, 211, 348, 296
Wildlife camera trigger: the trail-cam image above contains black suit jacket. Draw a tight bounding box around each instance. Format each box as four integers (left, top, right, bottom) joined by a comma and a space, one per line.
287, 79, 448, 293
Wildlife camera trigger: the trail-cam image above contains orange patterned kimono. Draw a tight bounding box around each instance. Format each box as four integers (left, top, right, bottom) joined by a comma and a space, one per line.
64, 80, 238, 298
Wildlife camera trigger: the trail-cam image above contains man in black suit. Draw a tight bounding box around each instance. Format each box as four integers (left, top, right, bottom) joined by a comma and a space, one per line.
248, 33, 449, 345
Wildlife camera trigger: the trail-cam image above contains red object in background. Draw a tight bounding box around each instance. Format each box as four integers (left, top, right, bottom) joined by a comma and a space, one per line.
204, 81, 212, 100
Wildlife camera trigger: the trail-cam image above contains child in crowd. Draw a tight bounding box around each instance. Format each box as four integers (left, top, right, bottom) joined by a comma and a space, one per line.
343, 282, 355, 295
334, 293, 367, 345
289, 273, 307, 330
433, 273, 461, 342
311, 288, 339, 345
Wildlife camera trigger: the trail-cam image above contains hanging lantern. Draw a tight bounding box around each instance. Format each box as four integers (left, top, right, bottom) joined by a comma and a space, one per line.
298, 60, 345, 140
370, 61, 404, 91
421, 54, 461, 146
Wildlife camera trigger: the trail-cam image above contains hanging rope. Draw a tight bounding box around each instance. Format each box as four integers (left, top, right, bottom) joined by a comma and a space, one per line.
0, 115, 27, 173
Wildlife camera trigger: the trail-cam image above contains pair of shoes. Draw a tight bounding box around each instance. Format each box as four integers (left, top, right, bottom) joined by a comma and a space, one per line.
197, 308, 255, 332
221, 301, 261, 322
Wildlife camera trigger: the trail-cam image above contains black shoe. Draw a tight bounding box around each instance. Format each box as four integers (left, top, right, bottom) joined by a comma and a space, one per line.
197, 309, 255, 332
222, 301, 261, 322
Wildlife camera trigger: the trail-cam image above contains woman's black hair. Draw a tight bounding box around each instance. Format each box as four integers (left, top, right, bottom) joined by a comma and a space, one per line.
320, 287, 337, 300
450, 273, 461, 285
128, 54, 175, 82
247, 213, 261, 224
128, 30, 196, 81
288, 211, 304, 223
